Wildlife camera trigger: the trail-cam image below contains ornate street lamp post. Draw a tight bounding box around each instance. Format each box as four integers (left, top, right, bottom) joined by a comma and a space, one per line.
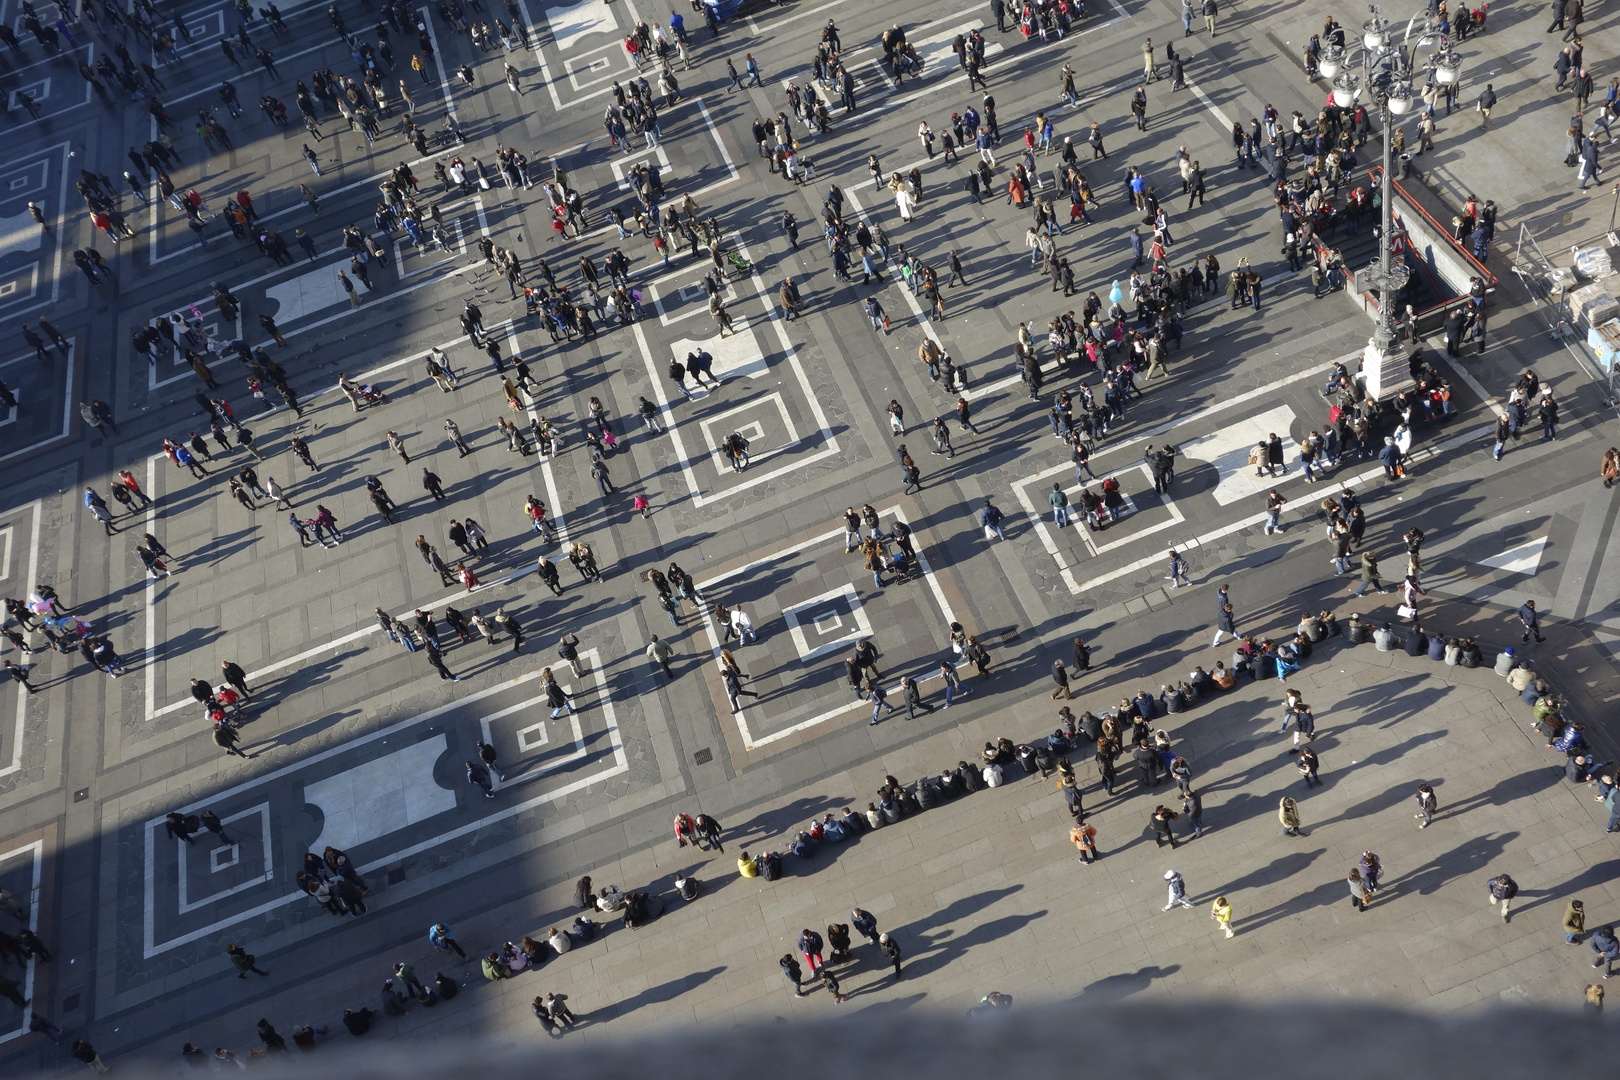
1317, 8, 1463, 400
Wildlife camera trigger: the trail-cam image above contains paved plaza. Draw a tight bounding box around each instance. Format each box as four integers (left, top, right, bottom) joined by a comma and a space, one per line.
1, 0, 1620, 1067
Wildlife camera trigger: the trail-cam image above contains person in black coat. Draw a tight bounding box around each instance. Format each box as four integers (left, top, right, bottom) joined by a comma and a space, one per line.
1133, 741, 1161, 788
1403, 626, 1428, 657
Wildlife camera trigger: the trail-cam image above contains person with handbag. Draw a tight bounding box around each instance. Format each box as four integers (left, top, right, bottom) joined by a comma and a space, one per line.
1398, 574, 1426, 620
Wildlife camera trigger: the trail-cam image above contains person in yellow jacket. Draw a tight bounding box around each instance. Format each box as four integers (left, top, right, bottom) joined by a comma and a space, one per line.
737, 851, 759, 878
1211, 896, 1234, 939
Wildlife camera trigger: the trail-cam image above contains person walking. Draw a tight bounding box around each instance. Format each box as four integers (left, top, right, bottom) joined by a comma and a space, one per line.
1486, 872, 1519, 922
425, 640, 461, 682
1264, 489, 1287, 535
4, 660, 37, 694
213, 722, 247, 758
865, 680, 895, 725
1414, 783, 1438, 827
1167, 549, 1190, 588
899, 674, 932, 718
466, 759, 495, 799
1050, 661, 1072, 700
1565, 899, 1587, 945
1592, 924, 1620, 977
1518, 600, 1546, 643
1352, 551, 1386, 596
1210, 896, 1235, 939
227, 942, 270, 978
646, 635, 675, 678
544, 668, 575, 718
429, 922, 468, 959
1212, 603, 1237, 647
475, 739, 504, 791
1163, 869, 1195, 910
71, 1040, 110, 1074
256, 1019, 288, 1053
0, 973, 29, 1010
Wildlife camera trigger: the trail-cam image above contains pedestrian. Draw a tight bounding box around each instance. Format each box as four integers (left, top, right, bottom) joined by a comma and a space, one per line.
1518, 600, 1546, 643
1070, 819, 1099, 862
0, 973, 29, 1010
1486, 872, 1519, 922
1050, 661, 1072, 700
213, 721, 247, 758
865, 680, 895, 725
646, 635, 675, 677
1351, 551, 1386, 597
1210, 895, 1235, 939
1264, 489, 1287, 535
545, 992, 576, 1028
543, 668, 574, 718
429, 921, 468, 959
898, 674, 932, 718
1163, 869, 1195, 910
257, 1019, 288, 1053
819, 966, 846, 1003
1167, 548, 1190, 588
227, 942, 270, 978
1592, 924, 1620, 977
1279, 796, 1303, 836
1347, 868, 1370, 912
779, 954, 805, 997
71, 1040, 109, 1074
797, 927, 824, 973
1565, 899, 1587, 944
1414, 782, 1438, 827
466, 759, 495, 798
1212, 603, 1236, 647
201, 809, 233, 844
1181, 789, 1203, 838
879, 932, 903, 977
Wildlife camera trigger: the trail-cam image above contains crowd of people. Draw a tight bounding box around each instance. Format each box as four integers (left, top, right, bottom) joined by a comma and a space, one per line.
2, 0, 1605, 1057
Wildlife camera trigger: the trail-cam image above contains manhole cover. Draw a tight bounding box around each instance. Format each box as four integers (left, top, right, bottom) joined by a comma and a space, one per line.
73, 789, 88, 802
693, 748, 713, 765
62, 994, 80, 1011
386, 867, 406, 885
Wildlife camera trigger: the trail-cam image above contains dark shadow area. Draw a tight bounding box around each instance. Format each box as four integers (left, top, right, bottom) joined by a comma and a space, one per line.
601, 966, 727, 1021
1070, 964, 1182, 1002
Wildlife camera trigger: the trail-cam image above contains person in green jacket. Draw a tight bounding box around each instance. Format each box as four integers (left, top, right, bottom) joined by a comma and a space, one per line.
482, 952, 511, 982
1566, 899, 1587, 944
1048, 483, 1070, 526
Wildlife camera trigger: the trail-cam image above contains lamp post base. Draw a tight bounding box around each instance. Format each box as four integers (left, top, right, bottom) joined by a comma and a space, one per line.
1359, 338, 1416, 402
